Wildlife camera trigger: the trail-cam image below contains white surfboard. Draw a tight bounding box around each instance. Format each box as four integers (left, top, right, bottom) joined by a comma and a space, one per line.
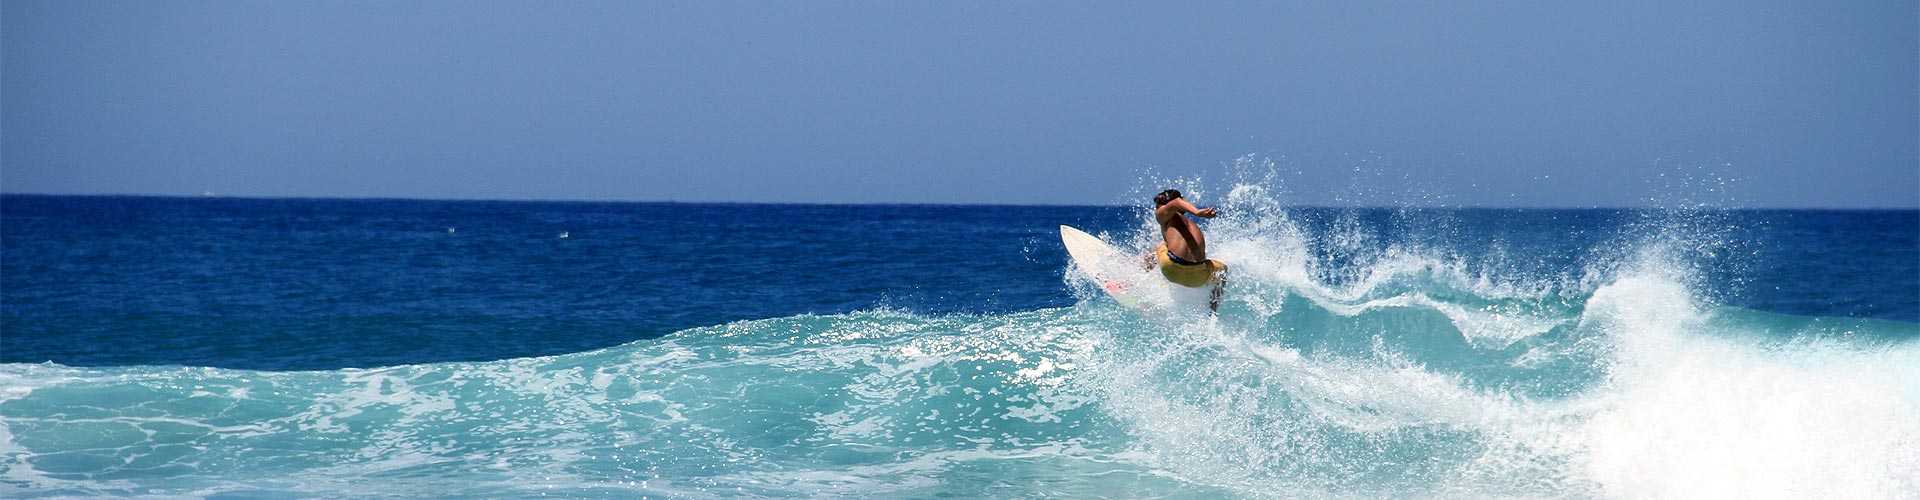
1060, 225, 1155, 310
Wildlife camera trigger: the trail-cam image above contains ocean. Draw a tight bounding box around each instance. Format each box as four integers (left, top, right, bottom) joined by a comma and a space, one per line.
2, 192, 1916, 498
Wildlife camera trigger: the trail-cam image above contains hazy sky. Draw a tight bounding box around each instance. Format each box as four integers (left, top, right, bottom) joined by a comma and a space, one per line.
4, 1, 1915, 207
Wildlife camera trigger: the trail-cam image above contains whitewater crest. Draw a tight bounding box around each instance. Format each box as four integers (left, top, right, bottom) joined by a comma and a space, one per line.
4, 182, 1918, 498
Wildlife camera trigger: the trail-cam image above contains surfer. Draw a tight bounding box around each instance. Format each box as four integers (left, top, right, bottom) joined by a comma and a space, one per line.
1151, 189, 1227, 311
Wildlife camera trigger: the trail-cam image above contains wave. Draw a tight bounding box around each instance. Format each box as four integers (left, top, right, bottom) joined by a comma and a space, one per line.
5, 184, 1918, 498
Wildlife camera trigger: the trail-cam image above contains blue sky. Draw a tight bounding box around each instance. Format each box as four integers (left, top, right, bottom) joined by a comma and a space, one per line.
4, 1, 1915, 207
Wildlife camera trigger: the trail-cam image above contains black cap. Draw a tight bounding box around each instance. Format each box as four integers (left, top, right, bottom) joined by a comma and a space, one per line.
1154, 189, 1182, 207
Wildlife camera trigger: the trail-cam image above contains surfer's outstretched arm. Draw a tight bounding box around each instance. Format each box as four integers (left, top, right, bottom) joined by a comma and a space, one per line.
1161, 198, 1217, 219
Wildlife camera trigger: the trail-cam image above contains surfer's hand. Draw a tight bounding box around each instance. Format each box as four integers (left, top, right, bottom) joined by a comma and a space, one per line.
1197, 207, 1218, 218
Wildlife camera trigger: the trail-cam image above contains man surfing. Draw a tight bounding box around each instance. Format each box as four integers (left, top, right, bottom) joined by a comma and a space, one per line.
1150, 189, 1227, 311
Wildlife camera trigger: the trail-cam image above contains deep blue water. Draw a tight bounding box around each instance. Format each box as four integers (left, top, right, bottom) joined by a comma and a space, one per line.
2, 194, 1916, 497
4, 196, 1913, 370
2, 196, 1133, 369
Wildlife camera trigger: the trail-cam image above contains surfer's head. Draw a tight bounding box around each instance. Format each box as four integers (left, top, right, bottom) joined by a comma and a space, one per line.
1154, 189, 1182, 207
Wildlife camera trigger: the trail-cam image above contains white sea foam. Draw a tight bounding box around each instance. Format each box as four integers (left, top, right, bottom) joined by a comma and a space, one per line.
1567, 272, 1920, 498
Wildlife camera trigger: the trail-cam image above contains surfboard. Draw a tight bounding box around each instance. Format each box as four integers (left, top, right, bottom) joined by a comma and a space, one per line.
1059, 225, 1152, 310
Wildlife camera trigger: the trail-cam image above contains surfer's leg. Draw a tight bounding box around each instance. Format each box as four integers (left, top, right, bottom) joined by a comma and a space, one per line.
1208, 261, 1228, 313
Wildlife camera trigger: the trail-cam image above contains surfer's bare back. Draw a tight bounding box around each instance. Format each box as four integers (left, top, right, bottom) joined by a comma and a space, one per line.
1151, 189, 1228, 311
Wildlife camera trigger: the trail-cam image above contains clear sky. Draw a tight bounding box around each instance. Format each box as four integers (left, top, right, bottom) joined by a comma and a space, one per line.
4, 1, 1915, 207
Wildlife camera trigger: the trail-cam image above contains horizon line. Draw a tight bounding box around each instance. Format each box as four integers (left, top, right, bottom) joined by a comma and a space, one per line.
2, 191, 1917, 212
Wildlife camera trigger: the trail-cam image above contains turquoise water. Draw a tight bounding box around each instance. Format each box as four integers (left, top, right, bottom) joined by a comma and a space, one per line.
3, 188, 1917, 497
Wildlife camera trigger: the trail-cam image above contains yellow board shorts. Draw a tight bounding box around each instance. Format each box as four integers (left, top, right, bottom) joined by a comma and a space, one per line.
1155, 244, 1226, 288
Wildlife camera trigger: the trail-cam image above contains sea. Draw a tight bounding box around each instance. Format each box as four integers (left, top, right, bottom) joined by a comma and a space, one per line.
2, 189, 1917, 498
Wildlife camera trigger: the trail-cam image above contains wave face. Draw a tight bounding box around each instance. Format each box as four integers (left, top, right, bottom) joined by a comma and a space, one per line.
4, 189, 1918, 497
